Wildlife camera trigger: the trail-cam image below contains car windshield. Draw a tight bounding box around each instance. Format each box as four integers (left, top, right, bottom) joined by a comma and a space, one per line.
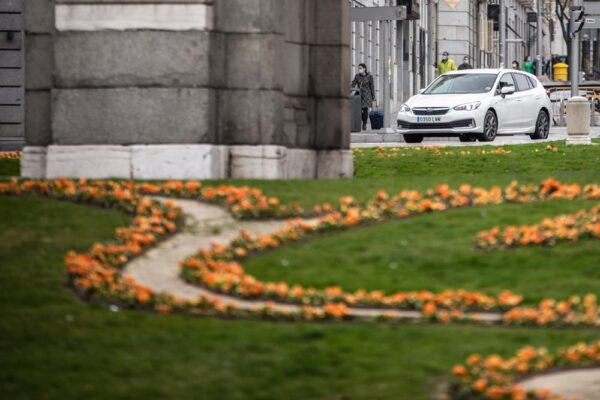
423, 73, 497, 94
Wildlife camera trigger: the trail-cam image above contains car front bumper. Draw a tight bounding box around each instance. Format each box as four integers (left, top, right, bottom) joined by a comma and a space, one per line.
397, 109, 486, 135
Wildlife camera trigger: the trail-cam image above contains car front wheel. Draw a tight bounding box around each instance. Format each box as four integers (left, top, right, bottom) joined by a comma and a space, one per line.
478, 110, 497, 142
403, 134, 424, 144
530, 110, 550, 140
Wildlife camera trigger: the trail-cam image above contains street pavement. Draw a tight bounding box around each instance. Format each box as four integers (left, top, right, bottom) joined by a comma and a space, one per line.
351, 126, 600, 148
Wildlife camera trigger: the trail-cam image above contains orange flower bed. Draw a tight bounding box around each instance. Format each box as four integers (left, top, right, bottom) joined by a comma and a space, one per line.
477, 203, 600, 249
0, 151, 20, 160
135, 181, 305, 219
449, 340, 600, 399
354, 146, 514, 159
354, 144, 565, 159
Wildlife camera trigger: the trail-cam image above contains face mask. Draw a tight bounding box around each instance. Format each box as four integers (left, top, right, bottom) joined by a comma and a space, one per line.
512, 64, 518, 69
359, 68, 366, 75
463, 59, 468, 63
443, 56, 448, 61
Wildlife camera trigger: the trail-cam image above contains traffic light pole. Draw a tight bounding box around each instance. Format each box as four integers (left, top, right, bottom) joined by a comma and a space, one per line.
570, 0, 583, 96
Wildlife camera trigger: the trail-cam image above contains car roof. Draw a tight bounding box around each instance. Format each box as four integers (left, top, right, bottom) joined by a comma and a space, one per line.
444, 68, 502, 75
443, 68, 539, 80
445, 68, 535, 75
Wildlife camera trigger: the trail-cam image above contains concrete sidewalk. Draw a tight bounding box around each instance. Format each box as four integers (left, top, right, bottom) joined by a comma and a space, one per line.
351, 126, 600, 148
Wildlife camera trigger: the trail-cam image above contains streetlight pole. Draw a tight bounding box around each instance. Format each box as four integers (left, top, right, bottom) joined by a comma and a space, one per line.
499, 0, 506, 67
570, 0, 582, 96
536, 0, 543, 76
382, 19, 391, 132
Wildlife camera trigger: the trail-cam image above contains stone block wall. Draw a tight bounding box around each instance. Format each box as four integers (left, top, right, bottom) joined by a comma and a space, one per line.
22, 0, 353, 179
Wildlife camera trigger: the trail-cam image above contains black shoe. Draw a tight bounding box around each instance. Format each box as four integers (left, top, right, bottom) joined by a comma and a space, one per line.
362, 123, 367, 130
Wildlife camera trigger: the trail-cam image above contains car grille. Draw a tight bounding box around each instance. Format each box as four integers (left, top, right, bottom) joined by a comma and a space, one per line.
398, 119, 474, 129
412, 107, 450, 116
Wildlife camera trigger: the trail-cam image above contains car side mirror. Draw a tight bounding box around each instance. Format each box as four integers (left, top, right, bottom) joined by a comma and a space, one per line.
419, 88, 426, 94
500, 86, 515, 96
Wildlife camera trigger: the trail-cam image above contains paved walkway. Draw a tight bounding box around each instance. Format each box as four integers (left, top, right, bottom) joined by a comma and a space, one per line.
123, 197, 501, 322
352, 126, 600, 148
519, 368, 600, 400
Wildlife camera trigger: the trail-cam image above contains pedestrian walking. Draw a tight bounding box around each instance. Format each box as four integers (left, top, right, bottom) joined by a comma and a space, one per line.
351, 63, 376, 131
434, 51, 457, 76
457, 55, 473, 70
522, 55, 535, 74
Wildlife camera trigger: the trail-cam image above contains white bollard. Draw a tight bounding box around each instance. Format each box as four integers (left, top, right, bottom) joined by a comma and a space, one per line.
565, 96, 592, 145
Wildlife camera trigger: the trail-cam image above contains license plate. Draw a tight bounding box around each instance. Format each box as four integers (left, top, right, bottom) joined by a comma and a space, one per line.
416, 116, 441, 123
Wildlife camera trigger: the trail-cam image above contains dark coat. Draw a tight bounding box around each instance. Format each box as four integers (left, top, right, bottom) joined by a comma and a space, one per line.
457, 62, 473, 70
351, 73, 376, 108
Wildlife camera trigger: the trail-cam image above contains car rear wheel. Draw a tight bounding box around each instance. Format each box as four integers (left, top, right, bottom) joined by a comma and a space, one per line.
459, 134, 477, 142
478, 110, 497, 142
403, 134, 424, 143
530, 110, 550, 140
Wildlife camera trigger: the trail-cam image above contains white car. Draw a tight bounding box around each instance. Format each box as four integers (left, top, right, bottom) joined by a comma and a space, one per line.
397, 69, 552, 143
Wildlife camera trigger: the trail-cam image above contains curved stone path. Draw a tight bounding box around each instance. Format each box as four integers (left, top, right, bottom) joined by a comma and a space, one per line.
124, 197, 503, 321
519, 368, 600, 400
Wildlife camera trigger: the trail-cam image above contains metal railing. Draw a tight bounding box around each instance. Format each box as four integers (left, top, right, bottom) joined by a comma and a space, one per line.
546, 85, 600, 127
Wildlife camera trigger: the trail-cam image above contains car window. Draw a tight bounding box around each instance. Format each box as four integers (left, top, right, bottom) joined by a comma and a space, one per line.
527, 76, 538, 88
513, 73, 532, 91
423, 73, 497, 94
496, 73, 515, 95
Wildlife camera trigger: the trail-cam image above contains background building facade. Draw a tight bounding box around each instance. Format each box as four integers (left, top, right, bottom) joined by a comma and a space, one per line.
349, 0, 565, 116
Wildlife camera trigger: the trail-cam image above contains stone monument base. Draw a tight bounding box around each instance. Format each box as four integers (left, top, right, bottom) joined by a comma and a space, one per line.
21, 145, 353, 180
566, 135, 593, 146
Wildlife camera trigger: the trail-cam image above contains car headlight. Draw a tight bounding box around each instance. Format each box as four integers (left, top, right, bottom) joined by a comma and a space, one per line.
453, 102, 481, 111
399, 104, 411, 113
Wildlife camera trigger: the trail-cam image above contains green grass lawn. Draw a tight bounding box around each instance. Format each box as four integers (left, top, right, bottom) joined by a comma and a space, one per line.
0, 158, 19, 177
1, 142, 600, 399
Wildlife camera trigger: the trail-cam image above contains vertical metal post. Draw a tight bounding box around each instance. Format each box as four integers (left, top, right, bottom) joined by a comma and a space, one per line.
499, 0, 506, 67
536, 0, 543, 76
430, 0, 437, 79
570, 0, 581, 97
382, 19, 391, 130
365, 22, 373, 71
397, 20, 404, 104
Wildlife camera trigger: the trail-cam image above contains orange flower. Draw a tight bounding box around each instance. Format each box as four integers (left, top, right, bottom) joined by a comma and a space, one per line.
185, 181, 201, 191
323, 303, 348, 319
452, 364, 468, 377
376, 190, 389, 201
485, 386, 507, 399
422, 302, 437, 315
472, 378, 487, 392
136, 290, 151, 304
325, 286, 343, 298
344, 207, 361, 225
